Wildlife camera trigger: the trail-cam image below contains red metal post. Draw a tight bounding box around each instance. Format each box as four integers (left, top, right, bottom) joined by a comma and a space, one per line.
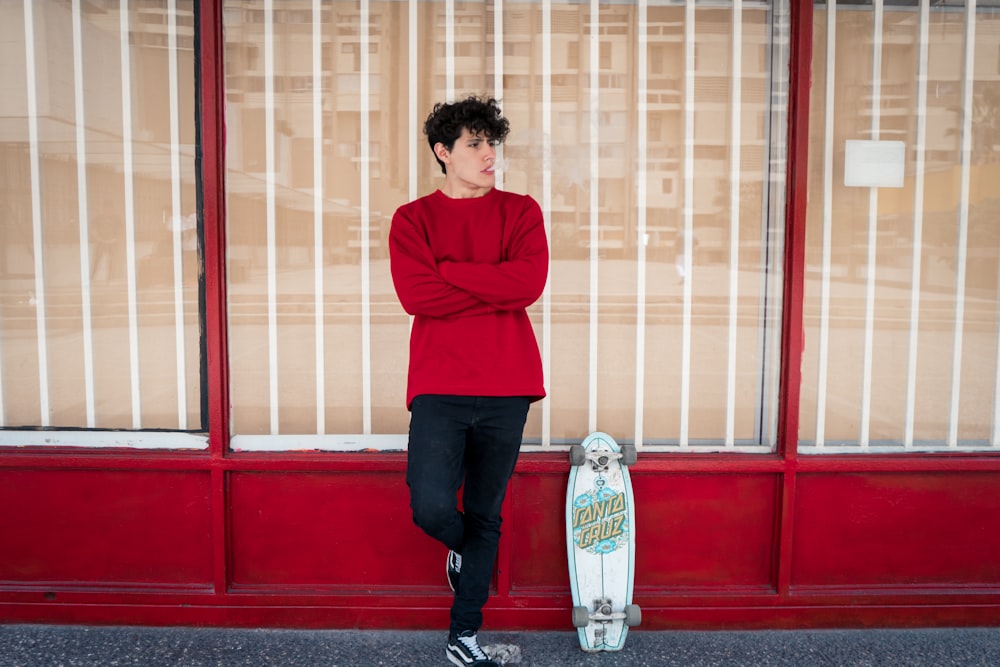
197, 0, 231, 598
775, 0, 814, 598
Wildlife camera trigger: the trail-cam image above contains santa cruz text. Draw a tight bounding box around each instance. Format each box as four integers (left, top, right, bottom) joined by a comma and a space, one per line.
572, 491, 628, 550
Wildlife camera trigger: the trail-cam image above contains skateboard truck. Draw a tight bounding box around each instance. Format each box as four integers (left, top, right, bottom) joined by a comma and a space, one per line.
569, 444, 637, 469
572, 598, 642, 628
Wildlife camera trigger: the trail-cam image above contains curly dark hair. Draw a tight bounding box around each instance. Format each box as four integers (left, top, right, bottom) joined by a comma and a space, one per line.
424, 95, 510, 174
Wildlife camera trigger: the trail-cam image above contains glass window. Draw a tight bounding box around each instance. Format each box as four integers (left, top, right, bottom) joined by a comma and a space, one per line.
0, 1, 203, 448
223, 0, 791, 453
802, 0, 1000, 453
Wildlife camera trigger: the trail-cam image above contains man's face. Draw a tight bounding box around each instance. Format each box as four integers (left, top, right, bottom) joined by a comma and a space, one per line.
435, 128, 497, 198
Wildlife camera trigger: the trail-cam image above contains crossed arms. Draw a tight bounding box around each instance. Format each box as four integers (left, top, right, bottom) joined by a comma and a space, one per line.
389, 198, 549, 319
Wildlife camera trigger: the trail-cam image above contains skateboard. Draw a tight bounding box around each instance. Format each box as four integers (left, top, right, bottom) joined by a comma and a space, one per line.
566, 431, 640, 652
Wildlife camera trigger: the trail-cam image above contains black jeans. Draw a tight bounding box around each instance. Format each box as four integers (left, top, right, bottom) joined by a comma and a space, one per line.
406, 394, 531, 637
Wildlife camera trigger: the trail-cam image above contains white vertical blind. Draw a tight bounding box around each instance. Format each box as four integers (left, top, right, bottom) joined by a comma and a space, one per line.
680, 0, 696, 448
494, 0, 504, 191
409, 0, 419, 203
541, 0, 553, 448
23, 0, 51, 428
119, 0, 143, 429
904, 0, 931, 449
168, 0, 188, 430
312, 0, 326, 434
948, 0, 977, 448
360, 0, 373, 435
725, 0, 744, 448
859, 0, 885, 449
446, 0, 455, 98
634, 0, 648, 452
588, 0, 600, 435
72, 0, 97, 428
263, 0, 279, 434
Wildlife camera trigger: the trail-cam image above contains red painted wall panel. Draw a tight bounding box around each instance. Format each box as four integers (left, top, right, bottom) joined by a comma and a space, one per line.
228, 471, 444, 591
508, 473, 568, 591
791, 472, 1000, 589
632, 473, 779, 590
0, 469, 213, 587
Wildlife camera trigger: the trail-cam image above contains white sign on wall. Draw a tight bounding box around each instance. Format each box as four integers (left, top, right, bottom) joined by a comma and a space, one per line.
844, 140, 906, 188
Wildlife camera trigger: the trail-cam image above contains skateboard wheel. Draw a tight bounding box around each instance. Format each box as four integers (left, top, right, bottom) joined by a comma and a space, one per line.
624, 604, 642, 626
569, 445, 587, 466
572, 606, 591, 627
621, 445, 637, 466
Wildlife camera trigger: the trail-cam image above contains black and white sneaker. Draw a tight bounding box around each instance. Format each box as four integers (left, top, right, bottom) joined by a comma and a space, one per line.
446, 630, 499, 667
446, 550, 462, 592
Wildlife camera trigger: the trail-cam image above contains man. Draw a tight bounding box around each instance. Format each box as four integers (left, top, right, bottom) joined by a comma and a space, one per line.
389, 96, 548, 667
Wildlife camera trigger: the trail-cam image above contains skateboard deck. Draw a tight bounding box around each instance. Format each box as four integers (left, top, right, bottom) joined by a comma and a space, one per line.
566, 431, 640, 652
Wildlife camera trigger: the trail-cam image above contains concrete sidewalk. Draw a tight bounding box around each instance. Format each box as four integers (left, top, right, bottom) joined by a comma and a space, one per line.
2, 625, 1000, 666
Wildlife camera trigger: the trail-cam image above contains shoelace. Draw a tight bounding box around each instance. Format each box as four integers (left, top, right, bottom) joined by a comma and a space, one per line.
451, 552, 462, 572
457, 633, 488, 661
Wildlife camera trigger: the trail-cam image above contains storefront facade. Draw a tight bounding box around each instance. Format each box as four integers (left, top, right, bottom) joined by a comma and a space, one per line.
1, 0, 999, 628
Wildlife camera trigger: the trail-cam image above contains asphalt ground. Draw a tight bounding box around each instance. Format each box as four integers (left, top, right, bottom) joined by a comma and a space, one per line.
2, 625, 1000, 666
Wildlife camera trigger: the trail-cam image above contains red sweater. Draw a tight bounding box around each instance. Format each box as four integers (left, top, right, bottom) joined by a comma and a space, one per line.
389, 188, 548, 409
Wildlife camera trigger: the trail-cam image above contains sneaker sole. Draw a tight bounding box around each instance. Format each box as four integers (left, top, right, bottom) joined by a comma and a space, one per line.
446, 650, 496, 667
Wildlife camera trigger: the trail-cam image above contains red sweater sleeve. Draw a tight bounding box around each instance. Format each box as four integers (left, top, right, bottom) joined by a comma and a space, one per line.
437, 196, 548, 310
389, 207, 493, 319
